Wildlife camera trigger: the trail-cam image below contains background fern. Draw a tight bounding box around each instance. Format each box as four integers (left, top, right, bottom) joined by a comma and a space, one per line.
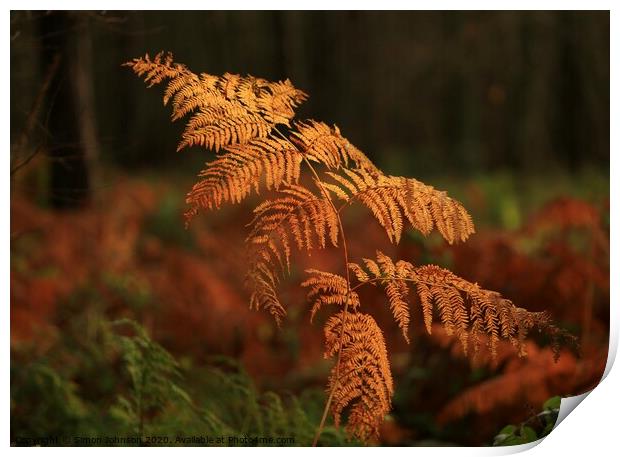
11, 311, 351, 446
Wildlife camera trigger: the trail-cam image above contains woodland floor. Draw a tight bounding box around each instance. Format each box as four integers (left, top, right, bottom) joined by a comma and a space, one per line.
10, 164, 609, 446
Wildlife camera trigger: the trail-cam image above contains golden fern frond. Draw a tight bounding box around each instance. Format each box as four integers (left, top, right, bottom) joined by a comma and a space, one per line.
324, 311, 393, 443
177, 109, 272, 152
247, 185, 339, 257
245, 185, 339, 323
350, 251, 554, 360
290, 121, 379, 172
348, 252, 411, 343
128, 55, 571, 445
169, 73, 222, 121
301, 270, 360, 322
325, 169, 475, 244
184, 137, 302, 222
258, 79, 309, 125
123, 51, 186, 88
413, 264, 503, 358
245, 261, 286, 325
125, 52, 222, 121
125, 52, 307, 152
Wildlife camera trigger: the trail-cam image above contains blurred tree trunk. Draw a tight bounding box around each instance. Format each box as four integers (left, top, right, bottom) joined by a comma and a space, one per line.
38, 11, 96, 209
74, 13, 101, 194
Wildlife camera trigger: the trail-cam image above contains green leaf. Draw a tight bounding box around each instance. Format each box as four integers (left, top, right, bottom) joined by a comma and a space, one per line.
493, 425, 518, 446
543, 396, 561, 411
494, 434, 525, 446
520, 426, 538, 442
543, 422, 555, 436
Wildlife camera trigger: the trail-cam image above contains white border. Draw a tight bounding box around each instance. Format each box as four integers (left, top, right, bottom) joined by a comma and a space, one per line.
4, 3, 616, 456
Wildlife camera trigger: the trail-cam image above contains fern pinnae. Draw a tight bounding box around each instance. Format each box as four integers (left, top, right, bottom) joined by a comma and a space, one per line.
260, 79, 309, 125
290, 121, 378, 172
127, 52, 570, 445
169, 75, 222, 121
324, 170, 475, 245
348, 262, 370, 283
385, 281, 411, 343
347, 253, 561, 361
324, 311, 393, 442
124, 51, 182, 88
246, 185, 341, 323
127, 52, 307, 155
302, 270, 360, 323
416, 282, 435, 335
185, 138, 302, 221
162, 71, 200, 107
447, 287, 469, 352
433, 285, 457, 336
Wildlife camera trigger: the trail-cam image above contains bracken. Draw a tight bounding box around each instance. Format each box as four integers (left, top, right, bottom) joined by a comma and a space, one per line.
125, 52, 568, 445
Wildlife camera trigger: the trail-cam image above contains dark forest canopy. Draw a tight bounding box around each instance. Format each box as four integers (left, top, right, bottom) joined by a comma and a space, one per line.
10, 10, 609, 178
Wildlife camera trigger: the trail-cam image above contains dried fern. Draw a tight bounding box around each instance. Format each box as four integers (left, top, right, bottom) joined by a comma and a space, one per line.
245, 185, 339, 324
324, 169, 474, 244
125, 52, 307, 153
324, 311, 393, 442
126, 52, 569, 444
185, 137, 303, 221
346, 251, 560, 359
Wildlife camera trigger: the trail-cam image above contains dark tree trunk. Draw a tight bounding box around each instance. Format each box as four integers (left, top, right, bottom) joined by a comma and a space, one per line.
38, 11, 91, 209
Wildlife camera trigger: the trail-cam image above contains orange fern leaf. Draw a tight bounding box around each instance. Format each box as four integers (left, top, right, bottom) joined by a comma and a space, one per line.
184, 137, 303, 222
258, 79, 309, 125
177, 110, 272, 152
324, 311, 393, 443
302, 270, 360, 322
324, 169, 474, 244
415, 264, 537, 359
291, 120, 379, 172
245, 185, 339, 324
127, 54, 571, 445
124, 51, 185, 88
125, 51, 307, 152
348, 252, 412, 343
350, 252, 556, 360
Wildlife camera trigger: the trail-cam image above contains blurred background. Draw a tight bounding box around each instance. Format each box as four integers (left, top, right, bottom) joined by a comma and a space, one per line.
10, 11, 609, 446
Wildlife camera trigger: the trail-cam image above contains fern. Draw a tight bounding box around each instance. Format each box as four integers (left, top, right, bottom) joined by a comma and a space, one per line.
126, 52, 568, 444
125, 52, 307, 154
11, 317, 350, 446
185, 137, 303, 219
324, 170, 474, 244
324, 311, 393, 442
346, 251, 563, 358
197, 359, 352, 446
110, 319, 191, 437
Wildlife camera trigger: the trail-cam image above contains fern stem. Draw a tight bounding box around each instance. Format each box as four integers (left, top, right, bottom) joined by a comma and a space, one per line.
273, 127, 353, 446
351, 275, 468, 292
301, 158, 352, 447
351, 276, 429, 291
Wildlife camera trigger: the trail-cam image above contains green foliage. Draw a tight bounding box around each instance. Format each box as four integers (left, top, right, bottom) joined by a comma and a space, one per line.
11, 312, 350, 446
109, 319, 192, 436
492, 396, 561, 446
10, 361, 91, 439
191, 358, 352, 446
